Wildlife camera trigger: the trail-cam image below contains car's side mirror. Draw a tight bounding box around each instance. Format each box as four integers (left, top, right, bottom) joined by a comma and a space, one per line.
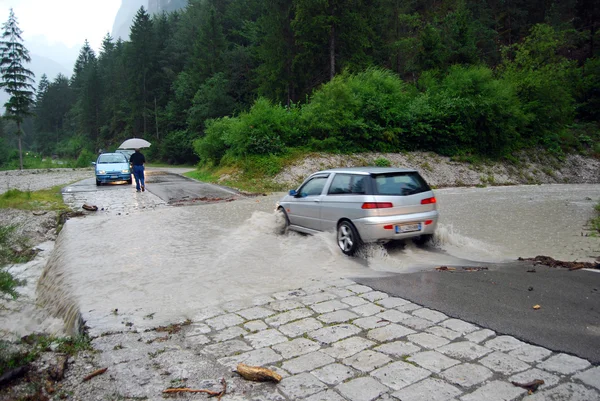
91, 162, 96, 166
289, 189, 297, 196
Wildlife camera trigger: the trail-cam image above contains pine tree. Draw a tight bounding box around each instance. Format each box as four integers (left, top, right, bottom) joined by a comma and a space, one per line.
71, 39, 97, 91
0, 8, 35, 170
127, 6, 156, 137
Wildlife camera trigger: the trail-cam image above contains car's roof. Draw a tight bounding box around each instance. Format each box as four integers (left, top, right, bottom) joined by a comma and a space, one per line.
99, 152, 125, 157
312, 167, 418, 175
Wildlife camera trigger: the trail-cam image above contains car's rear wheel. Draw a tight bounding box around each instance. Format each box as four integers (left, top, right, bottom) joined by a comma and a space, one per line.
413, 234, 433, 247
337, 221, 361, 256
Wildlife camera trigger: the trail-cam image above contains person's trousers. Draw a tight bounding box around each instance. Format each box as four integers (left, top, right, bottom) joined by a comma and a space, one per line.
133, 165, 145, 190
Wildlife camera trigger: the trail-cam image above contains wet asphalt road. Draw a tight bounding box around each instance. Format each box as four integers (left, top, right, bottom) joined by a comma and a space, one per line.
356, 262, 600, 364
144, 170, 241, 204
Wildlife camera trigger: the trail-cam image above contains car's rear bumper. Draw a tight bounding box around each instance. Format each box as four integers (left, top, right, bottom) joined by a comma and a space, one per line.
354, 210, 439, 242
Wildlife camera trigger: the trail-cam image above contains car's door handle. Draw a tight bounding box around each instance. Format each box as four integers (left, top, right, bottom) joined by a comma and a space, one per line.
313, 199, 321, 202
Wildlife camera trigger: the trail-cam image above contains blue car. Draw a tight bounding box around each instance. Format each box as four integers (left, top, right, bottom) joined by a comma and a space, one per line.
93, 153, 132, 186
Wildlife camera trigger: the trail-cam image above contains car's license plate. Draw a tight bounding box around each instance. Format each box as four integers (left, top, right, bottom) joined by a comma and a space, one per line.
396, 223, 421, 233
110, 175, 118, 179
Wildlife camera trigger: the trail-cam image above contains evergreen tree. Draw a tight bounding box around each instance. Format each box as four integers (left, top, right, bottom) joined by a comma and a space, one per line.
0, 8, 35, 170
71, 39, 97, 91
255, 0, 297, 104
127, 6, 156, 137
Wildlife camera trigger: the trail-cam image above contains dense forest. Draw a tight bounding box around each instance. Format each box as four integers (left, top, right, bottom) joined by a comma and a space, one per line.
1, 0, 599, 169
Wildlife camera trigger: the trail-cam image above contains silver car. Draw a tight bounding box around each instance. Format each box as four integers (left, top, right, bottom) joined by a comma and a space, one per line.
276, 167, 439, 255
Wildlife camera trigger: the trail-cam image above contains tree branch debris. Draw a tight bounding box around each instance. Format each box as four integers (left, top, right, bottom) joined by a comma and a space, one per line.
163, 378, 227, 400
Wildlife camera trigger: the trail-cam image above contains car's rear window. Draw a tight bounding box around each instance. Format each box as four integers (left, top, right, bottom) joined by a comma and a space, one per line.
98, 154, 127, 163
372, 172, 430, 196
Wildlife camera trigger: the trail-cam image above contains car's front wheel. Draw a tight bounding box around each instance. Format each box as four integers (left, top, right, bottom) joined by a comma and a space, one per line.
275, 207, 290, 235
96, 179, 101, 186
337, 221, 362, 256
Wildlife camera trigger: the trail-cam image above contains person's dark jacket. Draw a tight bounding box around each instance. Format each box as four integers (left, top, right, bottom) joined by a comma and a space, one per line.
130, 152, 145, 166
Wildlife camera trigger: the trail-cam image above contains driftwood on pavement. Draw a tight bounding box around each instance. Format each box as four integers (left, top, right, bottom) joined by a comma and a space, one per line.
519, 255, 599, 270
82, 367, 107, 382
235, 363, 282, 383
163, 378, 227, 400
511, 379, 544, 394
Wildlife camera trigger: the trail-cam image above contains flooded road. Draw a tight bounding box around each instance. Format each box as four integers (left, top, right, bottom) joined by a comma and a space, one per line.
36, 177, 600, 336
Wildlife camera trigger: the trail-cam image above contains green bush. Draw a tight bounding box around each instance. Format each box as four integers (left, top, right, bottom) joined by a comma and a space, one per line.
194, 118, 232, 165
223, 98, 299, 156
500, 24, 577, 145
374, 157, 391, 167
160, 130, 199, 165
404, 65, 526, 156
577, 57, 600, 121
301, 68, 411, 152
241, 154, 284, 177
75, 149, 95, 167
55, 135, 90, 159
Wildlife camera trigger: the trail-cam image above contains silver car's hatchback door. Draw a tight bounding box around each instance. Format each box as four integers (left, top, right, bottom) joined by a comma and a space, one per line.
288, 175, 330, 231
372, 172, 436, 216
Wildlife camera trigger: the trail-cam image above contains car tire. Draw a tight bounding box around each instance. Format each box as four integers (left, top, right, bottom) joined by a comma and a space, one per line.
276, 207, 290, 234
127, 178, 132, 185
413, 234, 433, 247
337, 220, 362, 256
96, 179, 101, 186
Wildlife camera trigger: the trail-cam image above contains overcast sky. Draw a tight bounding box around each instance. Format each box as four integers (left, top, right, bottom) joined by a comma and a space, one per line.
0, 0, 121, 52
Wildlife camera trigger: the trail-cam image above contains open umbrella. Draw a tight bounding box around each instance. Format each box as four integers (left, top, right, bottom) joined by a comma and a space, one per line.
119, 138, 151, 149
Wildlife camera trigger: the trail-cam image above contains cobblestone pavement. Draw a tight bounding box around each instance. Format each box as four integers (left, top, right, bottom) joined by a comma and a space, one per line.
66, 279, 600, 401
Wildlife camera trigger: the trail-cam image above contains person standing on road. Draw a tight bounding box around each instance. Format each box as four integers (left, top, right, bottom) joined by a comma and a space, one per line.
130, 148, 146, 192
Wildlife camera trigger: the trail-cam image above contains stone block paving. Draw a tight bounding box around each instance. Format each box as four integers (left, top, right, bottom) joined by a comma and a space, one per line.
77, 278, 600, 401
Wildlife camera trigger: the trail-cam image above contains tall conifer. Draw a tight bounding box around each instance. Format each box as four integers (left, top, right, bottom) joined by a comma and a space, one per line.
0, 8, 35, 170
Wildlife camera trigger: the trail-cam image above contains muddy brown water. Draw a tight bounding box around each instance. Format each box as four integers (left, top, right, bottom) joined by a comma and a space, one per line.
13, 184, 600, 336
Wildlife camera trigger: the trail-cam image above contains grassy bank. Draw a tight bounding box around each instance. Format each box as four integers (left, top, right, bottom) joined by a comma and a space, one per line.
0, 186, 70, 211
185, 150, 310, 193
0, 185, 71, 299
591, 201, 600, 236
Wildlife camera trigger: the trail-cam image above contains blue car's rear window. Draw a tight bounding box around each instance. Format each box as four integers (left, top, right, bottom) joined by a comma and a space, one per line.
98, 154, 127, 163
372, 172, 430, 196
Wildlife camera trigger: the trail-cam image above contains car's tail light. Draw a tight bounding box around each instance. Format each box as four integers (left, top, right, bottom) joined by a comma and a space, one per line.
424, 220, 433, 225
361, 202, 393, 209
421, 197, 437, 205
384, 225, 393, 230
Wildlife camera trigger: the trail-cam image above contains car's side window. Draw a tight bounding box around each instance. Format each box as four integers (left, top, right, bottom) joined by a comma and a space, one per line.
299, 176, 329, 196
328, 174, 366, 195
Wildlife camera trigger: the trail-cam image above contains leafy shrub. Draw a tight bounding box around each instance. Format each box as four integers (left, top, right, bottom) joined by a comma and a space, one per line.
500, 24, 577, 145
301, 68, 412, 152
405, 65, 526, 156
55, 135, 90, 159
75, 149, 95, 167
240, 154, 284, 177
194, 118, 231, 165
160, 130, 199, 165
576, 57, 600, 121
374, 157, 391, 167
223, 98, 299, 157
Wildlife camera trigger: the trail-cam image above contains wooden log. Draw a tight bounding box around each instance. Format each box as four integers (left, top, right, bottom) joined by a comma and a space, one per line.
82, 367, 107, 382
235, 363, 282, 383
